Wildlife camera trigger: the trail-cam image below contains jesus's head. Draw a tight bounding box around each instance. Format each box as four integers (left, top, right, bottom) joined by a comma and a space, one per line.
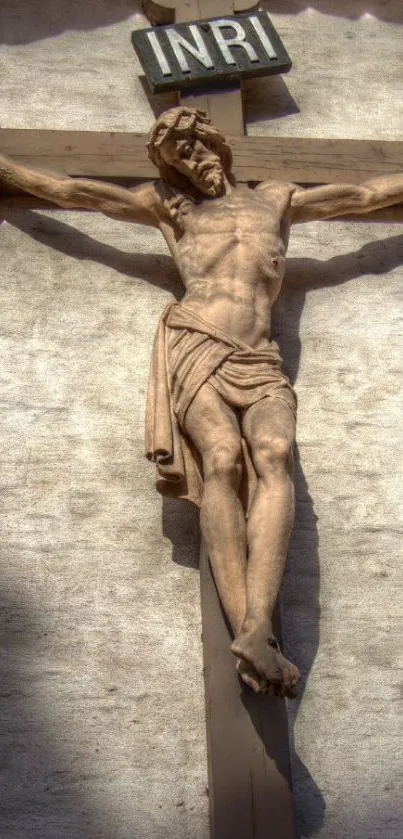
147, 106, 235, 197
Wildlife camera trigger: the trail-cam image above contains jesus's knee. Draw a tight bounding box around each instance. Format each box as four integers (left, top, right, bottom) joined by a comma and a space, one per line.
252, 435, 293, 480
203, 438, 243, 487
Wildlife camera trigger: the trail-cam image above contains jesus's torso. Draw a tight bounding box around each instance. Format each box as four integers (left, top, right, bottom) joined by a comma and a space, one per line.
159, 181, 295, 348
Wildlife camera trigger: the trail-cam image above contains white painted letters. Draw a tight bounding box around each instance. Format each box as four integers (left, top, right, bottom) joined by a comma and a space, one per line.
132, 10, 291, 93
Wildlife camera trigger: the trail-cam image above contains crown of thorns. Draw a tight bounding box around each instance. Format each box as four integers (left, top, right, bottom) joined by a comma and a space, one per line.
147, 106, 233, 174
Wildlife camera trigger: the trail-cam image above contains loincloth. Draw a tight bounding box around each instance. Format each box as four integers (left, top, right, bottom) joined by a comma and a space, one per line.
145, 302, 296, 511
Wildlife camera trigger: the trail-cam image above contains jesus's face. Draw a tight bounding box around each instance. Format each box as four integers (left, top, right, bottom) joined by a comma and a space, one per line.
159, 135, 225, 197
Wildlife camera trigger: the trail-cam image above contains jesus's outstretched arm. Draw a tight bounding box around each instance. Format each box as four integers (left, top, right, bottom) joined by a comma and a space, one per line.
0, 153, 162, 226
290, 172, 403, 223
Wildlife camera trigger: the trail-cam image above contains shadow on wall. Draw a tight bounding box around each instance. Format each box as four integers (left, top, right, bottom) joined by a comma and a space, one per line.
0, 569, 212, 839
0, 0, 401, 47
1, 572, 403, 839
271, 289, 323, 837
3, 208, 403, 837
261, 0, 403, 23
0, 579, 110, 839
0, 0, 144, 45
271, 233, 403, 835
1, 210, 185, 300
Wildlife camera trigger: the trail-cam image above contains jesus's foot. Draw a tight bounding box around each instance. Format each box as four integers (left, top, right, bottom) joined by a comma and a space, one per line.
236, 659, 268, 694
231, 627, 300, 698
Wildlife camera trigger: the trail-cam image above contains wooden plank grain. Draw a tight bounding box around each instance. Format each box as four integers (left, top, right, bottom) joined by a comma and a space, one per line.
231, 136, 403, 183
0, 129, 156, 178
200, 544, 296, 839
1, 129, 403, 183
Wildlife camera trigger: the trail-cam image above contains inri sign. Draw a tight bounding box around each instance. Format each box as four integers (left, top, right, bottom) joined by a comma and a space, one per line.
132, 11, 291, 93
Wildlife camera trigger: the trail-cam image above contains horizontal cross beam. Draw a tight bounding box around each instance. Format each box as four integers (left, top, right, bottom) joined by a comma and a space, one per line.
1, 129, 403, 184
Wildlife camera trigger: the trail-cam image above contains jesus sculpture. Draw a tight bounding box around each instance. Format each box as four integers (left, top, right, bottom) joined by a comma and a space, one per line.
1, 107, 402, 697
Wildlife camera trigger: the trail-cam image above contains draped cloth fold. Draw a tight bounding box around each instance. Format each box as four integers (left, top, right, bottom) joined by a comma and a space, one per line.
145, 302, 296, 512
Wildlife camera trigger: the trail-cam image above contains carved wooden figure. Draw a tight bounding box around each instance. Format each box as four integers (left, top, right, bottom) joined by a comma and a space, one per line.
1, 106, 403, 697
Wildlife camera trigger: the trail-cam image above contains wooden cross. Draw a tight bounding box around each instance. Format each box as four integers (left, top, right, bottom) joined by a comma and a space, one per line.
164, 6, 295, 835
1, 5, 402, 837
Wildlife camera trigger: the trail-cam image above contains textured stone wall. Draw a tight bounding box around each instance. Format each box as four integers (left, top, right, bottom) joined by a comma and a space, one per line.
1, 3, 402, 838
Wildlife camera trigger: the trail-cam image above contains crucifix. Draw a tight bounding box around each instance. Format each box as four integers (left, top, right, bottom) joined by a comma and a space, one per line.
1, 5, 403, 838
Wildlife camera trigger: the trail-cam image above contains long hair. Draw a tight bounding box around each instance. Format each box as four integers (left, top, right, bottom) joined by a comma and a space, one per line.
147, 107, 235, 221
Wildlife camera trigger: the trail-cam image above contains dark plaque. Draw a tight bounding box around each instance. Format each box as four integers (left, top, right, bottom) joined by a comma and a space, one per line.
131, 11, 291, 94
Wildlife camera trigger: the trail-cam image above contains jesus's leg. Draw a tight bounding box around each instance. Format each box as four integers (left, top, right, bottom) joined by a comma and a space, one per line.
184, 383, 247, 637
231, 397, 300, 698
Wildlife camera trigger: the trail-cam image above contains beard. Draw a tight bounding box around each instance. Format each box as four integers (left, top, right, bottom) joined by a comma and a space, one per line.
196, 165, 225, 197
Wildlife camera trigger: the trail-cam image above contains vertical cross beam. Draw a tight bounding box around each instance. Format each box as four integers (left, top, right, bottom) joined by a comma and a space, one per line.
143, 0, 250, 133
175, 0, 244, 135
200, 548, 296, 839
